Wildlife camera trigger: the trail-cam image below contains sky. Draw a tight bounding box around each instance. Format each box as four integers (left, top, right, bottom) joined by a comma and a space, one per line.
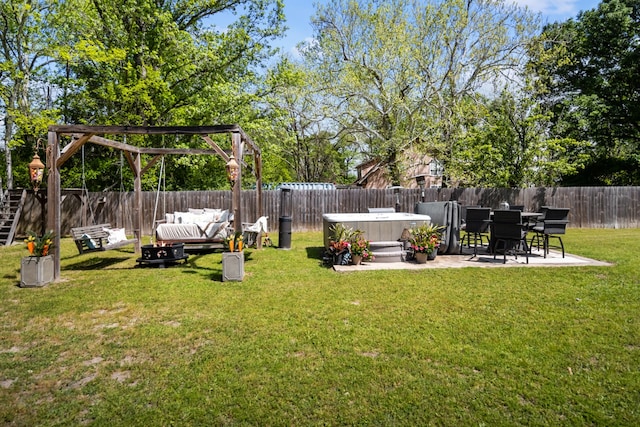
276, 0, 603, 55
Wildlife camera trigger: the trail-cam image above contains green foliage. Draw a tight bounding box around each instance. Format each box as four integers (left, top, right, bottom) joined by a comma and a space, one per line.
263, 58, 356, 184
457, 89, 590, 187
529, 0, 640, 184
4, 0, 638, 192
409, 223, 444, 254
3, 0, 287, 191
0, 0, 68, 187
300, 0, 539, 186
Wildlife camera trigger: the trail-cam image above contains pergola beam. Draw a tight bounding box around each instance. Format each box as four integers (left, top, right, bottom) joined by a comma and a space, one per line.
57, 133, 94, 168
70, 134, 229, 156
201, 135, 231, 162
51, 124, 242, 135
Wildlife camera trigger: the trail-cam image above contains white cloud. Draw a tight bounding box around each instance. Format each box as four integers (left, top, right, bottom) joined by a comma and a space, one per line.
510, 0, 580, 18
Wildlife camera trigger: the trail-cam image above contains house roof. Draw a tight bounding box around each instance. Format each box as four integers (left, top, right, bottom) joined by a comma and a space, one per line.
354, 159, 387, 186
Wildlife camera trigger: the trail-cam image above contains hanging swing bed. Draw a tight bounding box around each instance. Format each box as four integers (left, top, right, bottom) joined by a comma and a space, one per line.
45, 125, 263, 281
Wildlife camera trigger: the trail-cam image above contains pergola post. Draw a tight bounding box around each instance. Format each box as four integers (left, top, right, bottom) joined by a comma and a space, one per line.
255, 151, 263, 218
47, 130, 61, 281
232, 132, 242, 233
133, 153, 143, 253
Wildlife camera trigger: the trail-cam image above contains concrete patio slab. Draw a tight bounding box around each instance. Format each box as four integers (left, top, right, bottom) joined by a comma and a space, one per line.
333, 246, 612, 271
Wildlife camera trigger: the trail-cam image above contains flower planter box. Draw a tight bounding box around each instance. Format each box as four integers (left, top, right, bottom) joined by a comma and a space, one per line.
222, 251, 244, 282
21, 256, 54, 288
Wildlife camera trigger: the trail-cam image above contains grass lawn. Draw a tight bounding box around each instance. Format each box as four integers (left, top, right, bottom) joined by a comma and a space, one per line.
1, 228, 639, 425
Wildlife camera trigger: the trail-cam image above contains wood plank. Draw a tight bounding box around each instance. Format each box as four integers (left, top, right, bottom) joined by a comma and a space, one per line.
56, 133, 94, 168
50, 124, 242, 135
201, 135, 230, 162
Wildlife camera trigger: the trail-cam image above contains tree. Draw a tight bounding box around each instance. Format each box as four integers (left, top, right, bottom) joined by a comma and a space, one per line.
458, 88, 589, 187
30, 0, 286, 191
302, 0, 539, 186
262, 57, 357, 184
304, 0, 422, 185
1, 0, 63, 189
530, 0, 640, 185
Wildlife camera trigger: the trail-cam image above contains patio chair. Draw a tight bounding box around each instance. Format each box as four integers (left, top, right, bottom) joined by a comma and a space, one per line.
459, 207, 491, 256
529, 208, 569, 258
491, 210, 529, 264
242, 216, 269, 248
460, 205, 480, 226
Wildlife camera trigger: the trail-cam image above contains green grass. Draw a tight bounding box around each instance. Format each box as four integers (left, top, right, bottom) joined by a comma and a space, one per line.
1, 229, 639, 425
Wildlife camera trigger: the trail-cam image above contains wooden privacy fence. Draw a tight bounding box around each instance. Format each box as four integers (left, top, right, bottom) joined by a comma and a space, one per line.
17, 186, 640, 237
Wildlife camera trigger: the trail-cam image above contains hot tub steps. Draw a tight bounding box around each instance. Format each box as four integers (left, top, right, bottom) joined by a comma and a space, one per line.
370, 241, 404, 263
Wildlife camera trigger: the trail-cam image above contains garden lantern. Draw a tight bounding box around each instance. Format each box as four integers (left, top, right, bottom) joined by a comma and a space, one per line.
225, 154, 239, 187
29, 152, 45, 192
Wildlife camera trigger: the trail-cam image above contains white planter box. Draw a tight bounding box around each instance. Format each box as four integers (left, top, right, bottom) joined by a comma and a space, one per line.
222, 251, 244, 282
21, 256, 54, 288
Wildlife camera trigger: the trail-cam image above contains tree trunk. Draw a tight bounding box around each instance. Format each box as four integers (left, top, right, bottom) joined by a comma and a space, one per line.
3, 107, 15, 189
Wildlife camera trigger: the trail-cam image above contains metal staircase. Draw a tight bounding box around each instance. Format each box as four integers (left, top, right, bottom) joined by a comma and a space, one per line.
0, 189, 27, 246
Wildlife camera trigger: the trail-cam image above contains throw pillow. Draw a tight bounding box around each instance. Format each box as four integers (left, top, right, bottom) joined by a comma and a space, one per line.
104, 227, 127, 244
81, 233, 97, 250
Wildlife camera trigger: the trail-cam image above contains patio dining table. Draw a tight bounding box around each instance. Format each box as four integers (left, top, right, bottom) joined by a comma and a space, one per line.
489, 211, 541, 220
485, 211, 542, 254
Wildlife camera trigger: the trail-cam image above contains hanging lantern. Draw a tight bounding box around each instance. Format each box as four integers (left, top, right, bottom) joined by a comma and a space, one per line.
29, 153, 45, 192
225, 154, 239, 187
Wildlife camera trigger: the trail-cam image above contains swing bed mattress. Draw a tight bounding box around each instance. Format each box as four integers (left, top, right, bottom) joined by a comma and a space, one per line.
154, 209, 232, 246
155, 223, 227, 243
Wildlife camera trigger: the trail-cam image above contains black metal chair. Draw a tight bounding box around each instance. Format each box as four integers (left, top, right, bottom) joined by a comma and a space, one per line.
527, 206, 549, 231
491, 210, 529, 264
459, 207, 491, 256
529, 208, 570, 258
460, 205, 481, 222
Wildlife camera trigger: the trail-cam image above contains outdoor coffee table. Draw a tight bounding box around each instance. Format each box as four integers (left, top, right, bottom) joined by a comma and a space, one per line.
135, 244, 189, 268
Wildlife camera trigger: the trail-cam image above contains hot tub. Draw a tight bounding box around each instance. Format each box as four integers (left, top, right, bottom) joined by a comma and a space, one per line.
322, 212, 431, 248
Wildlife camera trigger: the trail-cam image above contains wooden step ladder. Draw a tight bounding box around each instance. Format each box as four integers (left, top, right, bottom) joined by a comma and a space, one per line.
0, 189, 27, 246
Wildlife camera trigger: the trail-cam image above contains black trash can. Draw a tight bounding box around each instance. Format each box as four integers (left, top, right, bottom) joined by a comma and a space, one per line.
278, 216, 292, 249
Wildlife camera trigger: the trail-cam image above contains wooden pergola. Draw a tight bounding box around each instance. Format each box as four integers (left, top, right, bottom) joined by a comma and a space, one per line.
46, 125, 262, 281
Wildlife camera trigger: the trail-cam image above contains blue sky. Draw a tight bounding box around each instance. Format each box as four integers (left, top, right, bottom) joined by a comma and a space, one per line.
277, 0, 603, 55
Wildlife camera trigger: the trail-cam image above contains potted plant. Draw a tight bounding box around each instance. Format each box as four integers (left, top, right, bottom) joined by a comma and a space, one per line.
21, 230, 55, 287
349, 231, 374, 265
224, 231, 244, 253
327, 223, 355, 265
409, 223, 444, 263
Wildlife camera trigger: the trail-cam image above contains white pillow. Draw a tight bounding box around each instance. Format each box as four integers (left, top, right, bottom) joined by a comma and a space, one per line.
165, 213, 175, 223
204, 208, 223, 220
174, 211, 194, 224
104, 227, 127, 244
188, 208, 205, 214
191, 212, 209, 223
205, 221, 229, 239
173, 211, 185, 223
